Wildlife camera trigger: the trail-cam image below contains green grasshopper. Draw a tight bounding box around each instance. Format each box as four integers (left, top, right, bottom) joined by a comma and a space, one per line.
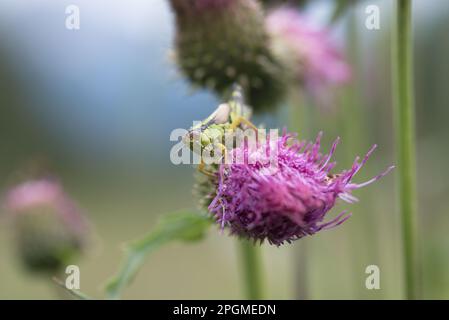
183, 85, 258, 176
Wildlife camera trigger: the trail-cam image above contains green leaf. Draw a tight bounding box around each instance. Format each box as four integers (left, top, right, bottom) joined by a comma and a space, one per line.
105, 211, 212, 299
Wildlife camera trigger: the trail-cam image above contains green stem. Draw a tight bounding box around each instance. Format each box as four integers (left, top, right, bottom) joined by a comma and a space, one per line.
340, 9, 369, 298
393, 0, 418, 300
238, 240, 264, 299
52, 277, 92, 300
288, 89, 313, 137
288, 90, 310, 300
341, 9, 362, 160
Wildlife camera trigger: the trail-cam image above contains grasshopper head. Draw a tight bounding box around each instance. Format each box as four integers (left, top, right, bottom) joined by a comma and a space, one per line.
183, 129, 202, 154
183, 125, 225, 155
183, 102, 232, 154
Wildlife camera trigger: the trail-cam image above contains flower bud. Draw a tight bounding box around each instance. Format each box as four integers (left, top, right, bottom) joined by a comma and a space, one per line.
169, 0, 286, 112
4, 179, 88, 274
193, 170, 218, 211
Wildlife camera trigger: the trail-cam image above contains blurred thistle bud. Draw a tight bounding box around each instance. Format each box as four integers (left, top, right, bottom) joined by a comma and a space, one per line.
169, 0, 286, 112
4, 178, 88, 274
266, 7, 351, 108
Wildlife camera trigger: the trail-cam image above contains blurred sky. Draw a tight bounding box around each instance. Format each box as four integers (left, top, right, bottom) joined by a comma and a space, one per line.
0, 0, 221, 169
0, 0, 447, 170
0, 0, 348, 169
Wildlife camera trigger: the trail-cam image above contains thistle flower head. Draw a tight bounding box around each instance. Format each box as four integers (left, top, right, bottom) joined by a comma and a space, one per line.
169, 0, 286, 112
266, 7, 351, 107
208, 131, 393, 245
4, 179, 88, 273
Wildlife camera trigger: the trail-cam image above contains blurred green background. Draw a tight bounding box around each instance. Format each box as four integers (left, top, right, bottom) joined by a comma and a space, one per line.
0, 0, 448, 299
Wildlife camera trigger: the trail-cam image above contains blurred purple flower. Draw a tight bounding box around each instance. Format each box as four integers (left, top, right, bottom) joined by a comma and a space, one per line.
266, 7, 351, 107
208, 131, 393, 245
4, 179, 88, 273
6, 179, 87, 235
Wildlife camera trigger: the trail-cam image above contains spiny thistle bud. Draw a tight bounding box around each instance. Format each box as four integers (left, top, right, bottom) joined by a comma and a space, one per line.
208, 131, 393, 245
169, 0, 286, 112
266, 7, 351, 108
193, 170, 218, 211
4, 179, 88, 274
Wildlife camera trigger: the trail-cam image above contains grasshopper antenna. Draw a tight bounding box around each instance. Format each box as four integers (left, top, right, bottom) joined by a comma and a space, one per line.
231, 83, 245, 105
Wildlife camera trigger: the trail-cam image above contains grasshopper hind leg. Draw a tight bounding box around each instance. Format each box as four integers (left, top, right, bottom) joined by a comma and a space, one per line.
198, 161, 215, 178
229, 117, 257, 132
229, 117, 259, 145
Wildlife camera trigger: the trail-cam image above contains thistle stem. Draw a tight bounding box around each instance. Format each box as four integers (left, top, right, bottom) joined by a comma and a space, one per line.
288, 90, 310, 300
239, 240, 264, 299
393, 0, 418, 299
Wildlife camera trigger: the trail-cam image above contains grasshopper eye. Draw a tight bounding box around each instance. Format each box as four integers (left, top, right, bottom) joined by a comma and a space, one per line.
184, 130, 200, 144
192, 131, 202, 142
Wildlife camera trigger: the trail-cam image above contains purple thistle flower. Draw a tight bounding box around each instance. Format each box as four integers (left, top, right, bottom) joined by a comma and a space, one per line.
208, 131, 393, 245
266, 7, 351, 108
